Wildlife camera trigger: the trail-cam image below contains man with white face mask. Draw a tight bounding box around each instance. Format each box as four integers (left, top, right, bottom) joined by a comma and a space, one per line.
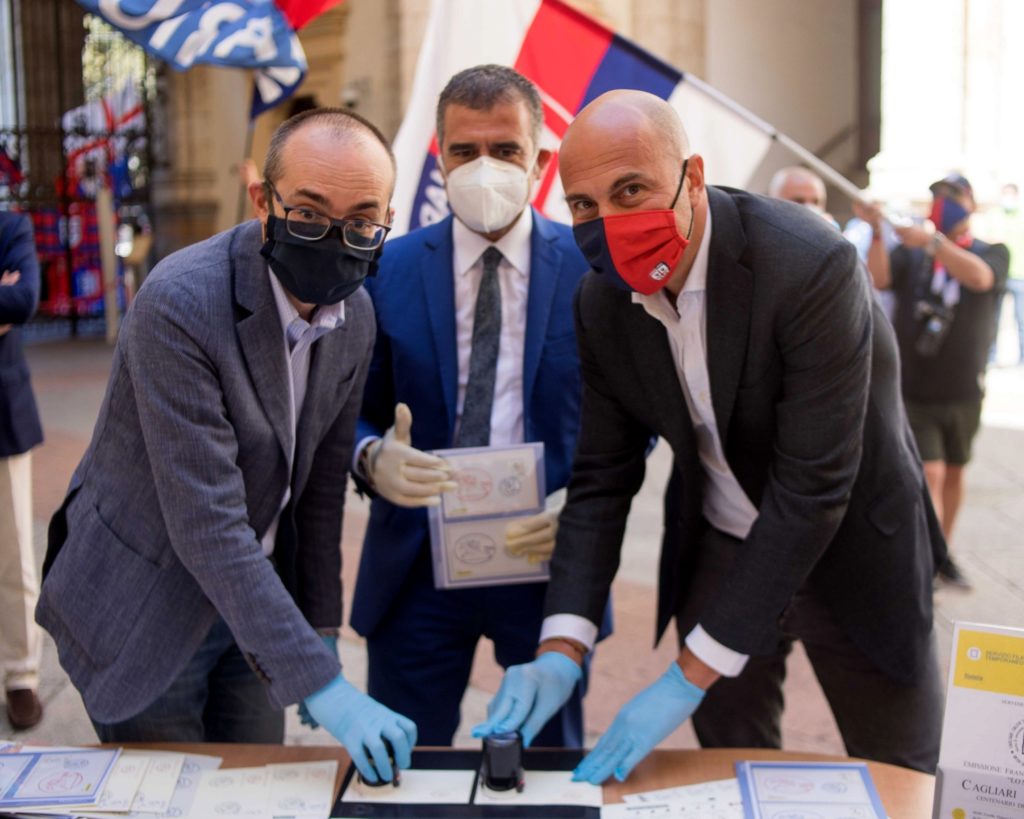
348, 64, 608, 747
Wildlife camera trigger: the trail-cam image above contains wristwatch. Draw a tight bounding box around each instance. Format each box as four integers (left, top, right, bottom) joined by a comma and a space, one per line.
928, 232, 943, 255
357, 441, 376, 485
538, 636, 588, 664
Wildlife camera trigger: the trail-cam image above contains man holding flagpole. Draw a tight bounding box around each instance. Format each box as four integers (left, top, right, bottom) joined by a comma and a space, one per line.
476, 89, 945, 780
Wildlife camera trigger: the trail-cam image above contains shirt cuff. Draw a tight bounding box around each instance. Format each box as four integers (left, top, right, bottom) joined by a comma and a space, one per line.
540, 614, 598, 652
351, 435, 379, 479
685, 624, 749, 677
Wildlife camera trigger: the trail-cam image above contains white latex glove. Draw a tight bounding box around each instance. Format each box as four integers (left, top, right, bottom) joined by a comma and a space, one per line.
505, 488, 566, 564
366, 403, 456, 508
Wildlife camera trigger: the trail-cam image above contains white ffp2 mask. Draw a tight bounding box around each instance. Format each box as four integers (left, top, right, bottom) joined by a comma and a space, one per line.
444, 156, 532, 234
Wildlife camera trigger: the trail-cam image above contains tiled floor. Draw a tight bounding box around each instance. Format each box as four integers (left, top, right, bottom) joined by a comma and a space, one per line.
4, 338, 1023, 759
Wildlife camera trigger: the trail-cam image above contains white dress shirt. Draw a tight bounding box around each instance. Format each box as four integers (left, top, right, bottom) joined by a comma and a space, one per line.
541, 207, 757, 678
260, 271, 345, 556
353, 210, 534, 471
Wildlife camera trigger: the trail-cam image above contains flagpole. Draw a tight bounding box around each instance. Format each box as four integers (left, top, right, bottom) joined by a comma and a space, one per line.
683, 73, 868, 203
773, 132, 868, 204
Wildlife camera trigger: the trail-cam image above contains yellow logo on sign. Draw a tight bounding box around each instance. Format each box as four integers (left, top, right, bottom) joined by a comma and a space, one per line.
953, 629, 1024, 697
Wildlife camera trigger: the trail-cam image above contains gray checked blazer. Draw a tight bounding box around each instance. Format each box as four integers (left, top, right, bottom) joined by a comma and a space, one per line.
37, 219, 374, 723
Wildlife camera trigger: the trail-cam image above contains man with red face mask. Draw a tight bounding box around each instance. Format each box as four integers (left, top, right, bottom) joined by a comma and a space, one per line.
875, 174, 1008, 589
475, 90, 946, 780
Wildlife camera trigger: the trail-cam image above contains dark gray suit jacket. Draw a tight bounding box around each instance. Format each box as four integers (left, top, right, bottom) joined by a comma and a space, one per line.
37, 220, 374, 722
545, 186, 945, 685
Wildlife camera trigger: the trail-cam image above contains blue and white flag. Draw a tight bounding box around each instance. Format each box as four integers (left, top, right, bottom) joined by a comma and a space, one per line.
76, 1, 343, 115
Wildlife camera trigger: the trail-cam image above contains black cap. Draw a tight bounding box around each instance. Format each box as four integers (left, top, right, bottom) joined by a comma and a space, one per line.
929, 173, 973, 198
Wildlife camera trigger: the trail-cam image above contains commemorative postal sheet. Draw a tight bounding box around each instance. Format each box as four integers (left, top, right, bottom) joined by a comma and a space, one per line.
428, 442, 548, 589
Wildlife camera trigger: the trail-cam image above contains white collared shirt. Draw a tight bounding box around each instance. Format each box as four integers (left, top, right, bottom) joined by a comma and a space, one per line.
350, 210, 533, 475
541, 206, 755, 678
260, 271, 345, 556
451, 208, 532, 446
631, 206, 759, 543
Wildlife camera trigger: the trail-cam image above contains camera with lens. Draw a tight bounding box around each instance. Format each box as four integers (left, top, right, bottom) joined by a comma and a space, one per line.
913, 298, 954, 357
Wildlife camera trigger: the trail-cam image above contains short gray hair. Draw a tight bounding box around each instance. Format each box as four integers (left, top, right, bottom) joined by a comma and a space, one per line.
263, 107, 395, 185
768, 165, 826, 204
436, 64, 543, 148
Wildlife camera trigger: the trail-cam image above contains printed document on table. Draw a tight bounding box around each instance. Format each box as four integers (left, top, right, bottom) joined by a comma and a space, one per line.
47, 751, 151, 813
622, 777, 741, 805
340, 769, 477, 804
428, 442, 548, 588
602, 800, 742, 818
614, 777, 743, 817
188, 766, 267, 818
265, 761, 337, 819
933, 621, 1024, 819
68, 752, 222, 819
473, 770, 602, 807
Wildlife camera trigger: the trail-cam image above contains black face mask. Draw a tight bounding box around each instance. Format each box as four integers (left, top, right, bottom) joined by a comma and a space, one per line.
259, 213, 380, 306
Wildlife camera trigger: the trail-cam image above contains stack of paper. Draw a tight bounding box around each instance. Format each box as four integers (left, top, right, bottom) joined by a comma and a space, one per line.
190, 761, 337, 819
0, 748, 226, 819
602, 778, 743, 818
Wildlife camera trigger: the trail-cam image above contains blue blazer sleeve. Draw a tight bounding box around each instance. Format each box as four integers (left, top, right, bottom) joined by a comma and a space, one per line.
355, 277, 394, 445
0, 214, 41, 324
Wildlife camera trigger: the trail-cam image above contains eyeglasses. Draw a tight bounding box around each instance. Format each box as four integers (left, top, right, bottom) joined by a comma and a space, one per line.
267, 183, 391, 251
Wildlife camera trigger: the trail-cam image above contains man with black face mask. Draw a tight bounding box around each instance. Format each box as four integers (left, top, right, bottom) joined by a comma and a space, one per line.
478, 90, 947, 780
37, 108, 417, 784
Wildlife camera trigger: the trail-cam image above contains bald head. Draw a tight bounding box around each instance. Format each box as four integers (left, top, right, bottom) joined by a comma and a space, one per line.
769, 166, 826, 209
562, 90, 689, 168
558, 90, 707, 293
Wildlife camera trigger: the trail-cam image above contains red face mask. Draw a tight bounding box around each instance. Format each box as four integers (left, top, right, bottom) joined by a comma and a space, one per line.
572, 160, 692, 294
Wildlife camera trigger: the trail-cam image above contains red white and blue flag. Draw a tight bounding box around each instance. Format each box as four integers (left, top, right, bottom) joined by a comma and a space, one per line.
390, 0, 776, 237
74, 1, 344, 116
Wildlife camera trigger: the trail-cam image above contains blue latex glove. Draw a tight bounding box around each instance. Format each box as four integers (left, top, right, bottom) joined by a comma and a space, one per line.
573, 662, 706, 784
471, 652, 581, 747
298, 635, 338, 729
304, 673, 417, 784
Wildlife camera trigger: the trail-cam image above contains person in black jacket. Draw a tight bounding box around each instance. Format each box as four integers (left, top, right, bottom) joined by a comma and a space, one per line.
477, 90, 946, 780
0, 211, 45, 730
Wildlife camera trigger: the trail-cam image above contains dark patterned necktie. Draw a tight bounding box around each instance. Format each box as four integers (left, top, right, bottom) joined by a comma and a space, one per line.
456, 246, 503, 447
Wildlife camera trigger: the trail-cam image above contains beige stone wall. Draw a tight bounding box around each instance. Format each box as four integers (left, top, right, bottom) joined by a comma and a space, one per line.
151, 66, 251, 257
609, 0, 707, 76
704, 0, 860, 201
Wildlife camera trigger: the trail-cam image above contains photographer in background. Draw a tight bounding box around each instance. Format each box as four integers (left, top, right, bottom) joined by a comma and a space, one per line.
875, 174, 1008, 590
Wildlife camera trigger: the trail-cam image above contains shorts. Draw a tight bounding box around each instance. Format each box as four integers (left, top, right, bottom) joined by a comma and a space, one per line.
905, 398, 983, 466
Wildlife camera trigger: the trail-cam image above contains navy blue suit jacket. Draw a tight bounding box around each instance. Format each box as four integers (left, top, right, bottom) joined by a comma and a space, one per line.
0, 213, 43, 458
350, 210, 589, 637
